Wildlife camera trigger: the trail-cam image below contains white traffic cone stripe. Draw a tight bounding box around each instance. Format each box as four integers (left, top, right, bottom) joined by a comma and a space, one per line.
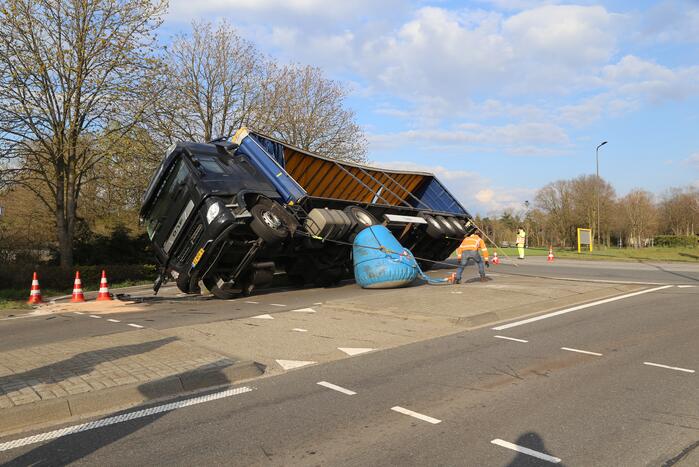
30, 290, 41, 295
32, 280, 39, 286
99, 287, 109, 293
73, 288, 83, 293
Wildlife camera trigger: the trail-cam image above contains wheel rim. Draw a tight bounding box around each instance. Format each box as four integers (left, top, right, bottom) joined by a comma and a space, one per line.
355, 211, 373, 226
261, 210, 282, 229
428, 217, 440, 229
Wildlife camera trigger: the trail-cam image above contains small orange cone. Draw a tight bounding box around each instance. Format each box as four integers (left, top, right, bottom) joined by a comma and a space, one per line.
96, 270, 112, 301
71, 271, 86, 302
492, 251, 500, 265
27, 272, 43, 304
449, 272, 457, 284
547, 246, 555, 263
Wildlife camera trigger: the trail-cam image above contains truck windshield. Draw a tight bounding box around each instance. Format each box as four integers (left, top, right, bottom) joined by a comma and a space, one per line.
144, 158, 190, 240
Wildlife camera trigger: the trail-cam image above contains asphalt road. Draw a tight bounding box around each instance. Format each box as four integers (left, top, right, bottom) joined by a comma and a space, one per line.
1, 283, 696, 466
497, 256, 699, 285
3, 258, 697, 353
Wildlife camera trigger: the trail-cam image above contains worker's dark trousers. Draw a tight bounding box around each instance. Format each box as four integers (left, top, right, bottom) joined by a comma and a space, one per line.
456, 251, 485, 282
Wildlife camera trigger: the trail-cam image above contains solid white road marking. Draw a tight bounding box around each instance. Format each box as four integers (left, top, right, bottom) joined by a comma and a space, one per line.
127, 323, 144, 329
292, 328, 308, 332
89, 315, 101, 319
73, 312, 84, 315
251, 314, 274, 320
493, 285, 673, 330
677, 285, 695, 288
244, 301, 259, 304
270, 303, 286, 307
491, 439, 561, 464
276, 359, 316, 370
643, 362, 695, 373
107, 319, 121, 323
561, 347, 602, 356
494, 335, 528, 343
338, 347, 375, 356
317, 381, 356, 395
291, 307, 316, 313
391, 406, 441, 424
0, 386, 254, 453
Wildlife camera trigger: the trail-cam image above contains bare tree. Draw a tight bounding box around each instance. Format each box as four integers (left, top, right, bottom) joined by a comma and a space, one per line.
620, 189, 657, 247
0, 0, 166, 267
259, 64, 367, 163
659, 187, 699, 236
158, 20, 262, 143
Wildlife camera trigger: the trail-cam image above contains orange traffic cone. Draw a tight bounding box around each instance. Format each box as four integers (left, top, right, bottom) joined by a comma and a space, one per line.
547, 247, 555, 263
71, 271, 86, 302
27, 272, 43, 304
96, 270, 112, 301
492, 251, 500, 265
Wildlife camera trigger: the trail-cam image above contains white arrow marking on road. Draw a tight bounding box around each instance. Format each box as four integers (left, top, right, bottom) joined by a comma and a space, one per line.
317, 381, 356, 395
493, 285, 673, 330
291, 307, 316, 313
491, 439, 561, 463
391, 406, 441, 424
276, 359, 316, 370
292, 328, 308, 332
251, 314, 274, 320
338, 347, 375, 356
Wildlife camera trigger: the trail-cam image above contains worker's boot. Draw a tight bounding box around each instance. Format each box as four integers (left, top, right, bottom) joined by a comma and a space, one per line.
480, 276, 487, 283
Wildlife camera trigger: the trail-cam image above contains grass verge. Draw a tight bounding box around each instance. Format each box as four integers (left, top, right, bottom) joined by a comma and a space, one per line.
495, 246, 699, 262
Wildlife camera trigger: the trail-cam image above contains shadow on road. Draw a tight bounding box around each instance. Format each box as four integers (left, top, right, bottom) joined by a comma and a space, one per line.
504, 432, 566, 467
2, 361, 236, 467
0, 337, 178, 395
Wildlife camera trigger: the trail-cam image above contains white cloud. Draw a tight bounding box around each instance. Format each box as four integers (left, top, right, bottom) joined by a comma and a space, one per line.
686, 152, 699, 169
374, 161, 535, 214
640, 0, 699, 43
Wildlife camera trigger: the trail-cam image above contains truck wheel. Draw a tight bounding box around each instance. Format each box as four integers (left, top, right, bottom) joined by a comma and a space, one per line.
250, 199, 292, 244
202, 275, 239, 300
344, 206, 379, 241
448, 217, 466, 236
419, 213, 444, 239
436, 215, 457, 237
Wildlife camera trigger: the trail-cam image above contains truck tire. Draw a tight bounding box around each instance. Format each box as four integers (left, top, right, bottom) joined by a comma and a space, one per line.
436, 215, 457, 237
344, 206, 379, 241
448, 217, 466, 236
418, 213, 444, 239
250, 199, 294, 244
202, 274, 239, 300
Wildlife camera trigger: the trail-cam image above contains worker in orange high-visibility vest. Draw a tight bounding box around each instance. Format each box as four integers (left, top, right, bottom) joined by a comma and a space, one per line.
455, 232, 489, 283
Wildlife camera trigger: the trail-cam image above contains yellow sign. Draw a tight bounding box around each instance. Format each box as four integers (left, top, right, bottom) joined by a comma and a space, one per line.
577, 228, 593, 253
191, 248, 205, 267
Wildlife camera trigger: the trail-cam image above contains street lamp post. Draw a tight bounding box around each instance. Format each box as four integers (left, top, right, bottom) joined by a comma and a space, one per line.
596, 141, 608, 246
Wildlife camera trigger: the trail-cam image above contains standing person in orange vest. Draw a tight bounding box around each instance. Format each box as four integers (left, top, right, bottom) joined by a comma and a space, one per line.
455, 232, 489, 283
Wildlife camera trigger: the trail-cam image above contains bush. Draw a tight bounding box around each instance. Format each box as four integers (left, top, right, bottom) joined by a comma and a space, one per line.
653, 235, 698, 248
0, 264, 157, 291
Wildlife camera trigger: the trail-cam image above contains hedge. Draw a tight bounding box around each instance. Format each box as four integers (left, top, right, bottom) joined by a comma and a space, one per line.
0, 264, 157, 291
653, 235, 698, 248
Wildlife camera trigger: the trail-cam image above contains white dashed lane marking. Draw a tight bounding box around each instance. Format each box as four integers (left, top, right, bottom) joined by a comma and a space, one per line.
251, 314, 274, 320
317, 381, 356, 395
292, 328, 308, 332
494, 335, 528, 343
107, 319, 120, 323
244, 301, 259, 304
491, 439, 561, 464
643, 362, 694, 373
270, 304, 286, 307
72, 312, 84, 315
89, 315, 101, 319
291, 307, 316, 313
493, 285, 673, 330
391, 406, 441, 424
561, 347, 602, 356
0, 386, 255, 453
127, 323, 144, 329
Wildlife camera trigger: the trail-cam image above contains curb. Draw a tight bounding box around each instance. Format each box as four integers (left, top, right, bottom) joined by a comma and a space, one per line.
0, 360, 264, 438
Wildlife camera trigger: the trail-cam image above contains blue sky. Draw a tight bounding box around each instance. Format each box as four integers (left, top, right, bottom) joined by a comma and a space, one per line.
163, 0, 699, 215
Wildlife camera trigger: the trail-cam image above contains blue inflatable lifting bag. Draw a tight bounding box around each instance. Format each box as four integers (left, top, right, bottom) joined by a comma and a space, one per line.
353, 225, 419, 289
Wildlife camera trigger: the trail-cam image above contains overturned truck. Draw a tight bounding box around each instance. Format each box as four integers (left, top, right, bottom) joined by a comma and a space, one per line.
140, 128, 475, 298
